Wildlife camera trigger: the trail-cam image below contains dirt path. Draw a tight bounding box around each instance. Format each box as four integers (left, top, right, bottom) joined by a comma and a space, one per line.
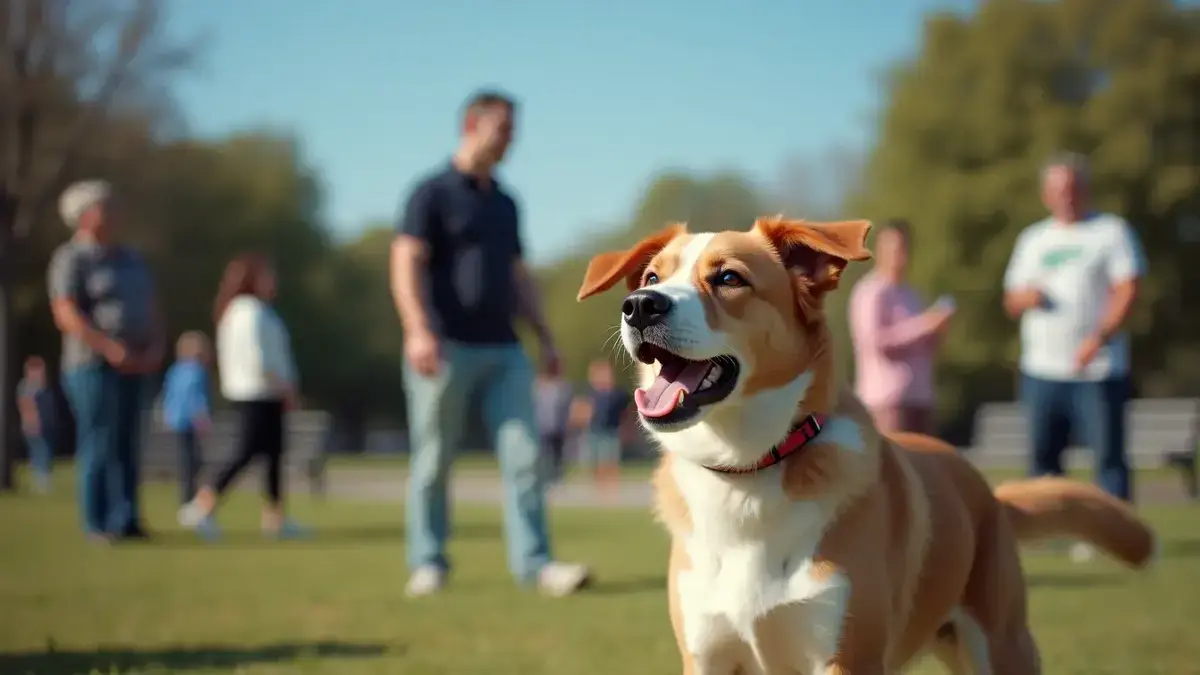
323, 467, 1194, 509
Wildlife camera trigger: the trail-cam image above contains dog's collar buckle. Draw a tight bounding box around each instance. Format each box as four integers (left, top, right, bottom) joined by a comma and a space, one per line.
704, 413, 828, 474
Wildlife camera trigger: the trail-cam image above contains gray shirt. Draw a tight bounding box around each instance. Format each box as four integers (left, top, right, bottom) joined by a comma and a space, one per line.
47, 239, 156, 368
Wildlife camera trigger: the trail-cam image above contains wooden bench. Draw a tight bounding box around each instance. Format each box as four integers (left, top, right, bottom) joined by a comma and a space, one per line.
142, 409, 333, 498
966, 398, 1199, 499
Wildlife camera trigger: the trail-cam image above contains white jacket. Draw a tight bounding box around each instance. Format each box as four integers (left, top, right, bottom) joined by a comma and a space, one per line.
216, 295, 298, 401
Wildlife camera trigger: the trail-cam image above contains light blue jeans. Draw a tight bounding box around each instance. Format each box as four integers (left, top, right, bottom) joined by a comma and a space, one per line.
403, 341, 551, 582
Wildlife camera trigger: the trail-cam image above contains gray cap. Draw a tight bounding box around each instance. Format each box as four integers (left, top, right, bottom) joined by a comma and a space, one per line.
59, 180, 112, 229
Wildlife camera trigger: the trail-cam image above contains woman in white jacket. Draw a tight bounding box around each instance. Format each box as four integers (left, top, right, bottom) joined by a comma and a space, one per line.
180, 253, 305, 538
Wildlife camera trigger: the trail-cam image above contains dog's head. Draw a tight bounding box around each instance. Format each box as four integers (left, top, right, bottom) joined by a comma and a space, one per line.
577, 217, 871, 464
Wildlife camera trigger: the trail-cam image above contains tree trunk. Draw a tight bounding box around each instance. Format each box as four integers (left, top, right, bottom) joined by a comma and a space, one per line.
0, 219, 17, 492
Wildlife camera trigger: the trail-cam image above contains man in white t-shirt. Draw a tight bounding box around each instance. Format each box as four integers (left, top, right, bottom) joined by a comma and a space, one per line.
1003, 153, 1144, 504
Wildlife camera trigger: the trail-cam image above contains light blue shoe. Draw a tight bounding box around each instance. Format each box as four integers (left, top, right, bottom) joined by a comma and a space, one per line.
195, 515, 222, 541
268, 519, 311, 540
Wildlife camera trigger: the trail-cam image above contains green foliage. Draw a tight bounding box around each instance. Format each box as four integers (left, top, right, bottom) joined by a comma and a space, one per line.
849, 0, 1200, 421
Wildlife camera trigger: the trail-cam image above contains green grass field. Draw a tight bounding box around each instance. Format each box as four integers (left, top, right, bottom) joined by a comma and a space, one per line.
1, 471, 1198, 675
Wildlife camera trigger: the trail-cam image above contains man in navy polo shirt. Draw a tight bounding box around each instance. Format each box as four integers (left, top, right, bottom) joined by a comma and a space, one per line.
390, 89, 591, 597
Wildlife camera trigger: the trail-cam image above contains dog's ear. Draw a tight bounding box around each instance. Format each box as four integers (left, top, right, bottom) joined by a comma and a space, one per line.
755, 216, 872, 297
577, 223, 687, 301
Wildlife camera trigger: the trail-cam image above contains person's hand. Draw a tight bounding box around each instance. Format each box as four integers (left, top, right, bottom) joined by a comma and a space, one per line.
277, 383, 299, 411
929, 306, 955, 334
102, 339, 129, 369
194, 415, 212, 435
1075, 334, 1105, 372
1013, 288, 1045, 313
405, 328, 442, 377
121, 349, 163, 375
538, 334, 561, 377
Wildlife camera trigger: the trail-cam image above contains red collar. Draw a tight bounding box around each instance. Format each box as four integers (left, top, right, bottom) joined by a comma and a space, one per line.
704, 414, 828, 474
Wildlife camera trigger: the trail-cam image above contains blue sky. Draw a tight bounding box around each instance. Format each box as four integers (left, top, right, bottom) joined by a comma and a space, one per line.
167, 0, 970, 263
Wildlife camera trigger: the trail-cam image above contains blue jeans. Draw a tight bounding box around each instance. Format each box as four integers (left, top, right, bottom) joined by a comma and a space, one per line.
62, 363, 146, 535
176, 428, 201, 505
1020, 374, 1131, 501
24, 432, 53, 483
403, 341, 550, 582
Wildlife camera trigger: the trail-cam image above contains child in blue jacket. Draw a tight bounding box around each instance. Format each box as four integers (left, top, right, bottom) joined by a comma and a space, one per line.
161, 332, 213, 513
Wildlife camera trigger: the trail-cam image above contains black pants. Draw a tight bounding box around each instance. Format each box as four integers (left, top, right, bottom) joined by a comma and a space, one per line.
212, 399, 286, 504
541, 432, 566, 479
177, 428, 201, 505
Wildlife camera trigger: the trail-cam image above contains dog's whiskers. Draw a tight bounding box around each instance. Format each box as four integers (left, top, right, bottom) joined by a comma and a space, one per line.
603, 325, 634, 369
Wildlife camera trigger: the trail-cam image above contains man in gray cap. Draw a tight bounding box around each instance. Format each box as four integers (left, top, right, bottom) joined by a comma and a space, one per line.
48, 180, 165, 542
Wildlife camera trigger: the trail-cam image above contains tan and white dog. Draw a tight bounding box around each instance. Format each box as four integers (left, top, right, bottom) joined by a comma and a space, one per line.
577, 217, 1156, 675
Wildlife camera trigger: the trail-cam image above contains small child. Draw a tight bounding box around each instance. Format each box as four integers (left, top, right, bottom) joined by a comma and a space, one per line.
161, 332, 213, 514
17, 356, 56, 493
572, 359, 633, 491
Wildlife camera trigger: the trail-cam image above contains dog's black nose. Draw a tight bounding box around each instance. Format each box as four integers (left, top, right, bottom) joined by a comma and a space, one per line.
622, 289, 673, 330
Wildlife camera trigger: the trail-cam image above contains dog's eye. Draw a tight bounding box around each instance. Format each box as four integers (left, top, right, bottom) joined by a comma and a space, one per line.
644, 272, 660, 286
717, 270, 747, 288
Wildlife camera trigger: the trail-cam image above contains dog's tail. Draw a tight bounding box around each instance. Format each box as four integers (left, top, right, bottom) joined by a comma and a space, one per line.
993, 477, 1157, 569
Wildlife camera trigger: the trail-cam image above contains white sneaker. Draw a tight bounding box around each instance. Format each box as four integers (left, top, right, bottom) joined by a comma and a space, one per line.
405, 566, 447, 598
537, 561, 592, 597
177, 501, 205, 528
1069, 542, 1097, 563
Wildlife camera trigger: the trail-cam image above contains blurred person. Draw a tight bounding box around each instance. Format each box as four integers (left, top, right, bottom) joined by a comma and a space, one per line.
161, 331, 213, 512
534, 368, 573, 482
570, 360, 633, 491
179, 254, 307, 540
1003, 153, 1143, 516
48, 180, 165, 543
17, 356, 57, 493
390, 89, 590, 597
849, 219, 955, 435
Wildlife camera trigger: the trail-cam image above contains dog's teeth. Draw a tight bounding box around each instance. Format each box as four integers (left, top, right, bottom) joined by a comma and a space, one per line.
677, 390, 686, 406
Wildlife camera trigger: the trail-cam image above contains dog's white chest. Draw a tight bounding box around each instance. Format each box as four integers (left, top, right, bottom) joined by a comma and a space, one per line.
673, 498, 850, 671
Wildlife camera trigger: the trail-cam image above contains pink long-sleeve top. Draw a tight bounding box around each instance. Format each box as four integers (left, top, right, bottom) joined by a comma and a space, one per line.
848, 272, 939, 409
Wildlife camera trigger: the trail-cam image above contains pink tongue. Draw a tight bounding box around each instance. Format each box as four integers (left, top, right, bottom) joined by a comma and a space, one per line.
635, 358, 715, 418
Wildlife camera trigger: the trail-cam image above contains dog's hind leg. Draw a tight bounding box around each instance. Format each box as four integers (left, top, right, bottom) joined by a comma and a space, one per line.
955, 500, 1042, 674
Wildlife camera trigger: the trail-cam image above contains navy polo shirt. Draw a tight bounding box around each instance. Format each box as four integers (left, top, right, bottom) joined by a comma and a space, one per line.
397, 163, 524, 345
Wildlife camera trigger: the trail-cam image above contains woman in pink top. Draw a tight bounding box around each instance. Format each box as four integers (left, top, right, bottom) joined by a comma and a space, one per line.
848, 220, 955, 435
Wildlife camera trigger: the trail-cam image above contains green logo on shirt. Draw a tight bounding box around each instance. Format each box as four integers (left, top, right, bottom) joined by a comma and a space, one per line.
1040, 246, 1083, 269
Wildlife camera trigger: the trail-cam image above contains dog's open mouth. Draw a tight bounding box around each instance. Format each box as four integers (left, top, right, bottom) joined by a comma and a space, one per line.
633, 343, 740, 425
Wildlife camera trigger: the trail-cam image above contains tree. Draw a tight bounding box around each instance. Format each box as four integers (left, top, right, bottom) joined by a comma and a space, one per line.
0, 0, 193, 490
849, 0, 1200, 437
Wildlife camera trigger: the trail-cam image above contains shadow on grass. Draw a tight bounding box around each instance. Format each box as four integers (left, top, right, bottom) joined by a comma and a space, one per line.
147, 521, 501, 549
0, 641, 393, 674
